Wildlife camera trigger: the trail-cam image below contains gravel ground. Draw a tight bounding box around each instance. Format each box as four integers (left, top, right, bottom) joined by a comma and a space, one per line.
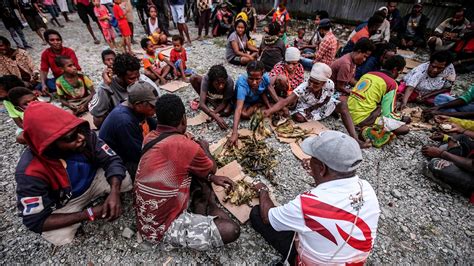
0, 13, 473, 264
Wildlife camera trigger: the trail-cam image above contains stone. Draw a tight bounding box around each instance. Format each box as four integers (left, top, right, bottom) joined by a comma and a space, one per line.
104, 255, 111, 262
121, 227, 134, 239
391, 189, 402, 199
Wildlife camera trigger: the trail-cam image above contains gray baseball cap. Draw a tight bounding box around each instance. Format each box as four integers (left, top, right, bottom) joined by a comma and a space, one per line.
300, 130, 363, 172
127, 80, 159, 106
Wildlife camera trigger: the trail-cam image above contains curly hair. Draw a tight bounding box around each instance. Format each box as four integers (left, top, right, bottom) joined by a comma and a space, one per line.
172, 34, 184, 45
246, 61, 265, 74
101, 49, 116, 62
112, 53, 141, 77
54, 55, 71, 68
43, 29, 62, 42
0, 75, 25, 92
208, 65, 228, 83
430, 51, 453, 65
382, 55, 406, 72
8, 87, 34, 106
155, 94, 185, 127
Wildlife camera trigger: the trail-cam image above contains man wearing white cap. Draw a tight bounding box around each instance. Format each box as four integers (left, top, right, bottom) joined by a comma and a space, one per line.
250, 130, 381, 265
264, 63, 369, 147
268, 47, 305, 98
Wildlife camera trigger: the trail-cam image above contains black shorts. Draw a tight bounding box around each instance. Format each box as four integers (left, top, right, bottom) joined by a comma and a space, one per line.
77, 3, 97, 24
24, 14, 46, 31
228, 56, 242, 65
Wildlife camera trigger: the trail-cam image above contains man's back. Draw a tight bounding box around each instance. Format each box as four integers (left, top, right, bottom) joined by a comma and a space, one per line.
99, 104, 142, 165
268, 176, 380, 264
134, 127, 214, 242
348, 71, 397, 125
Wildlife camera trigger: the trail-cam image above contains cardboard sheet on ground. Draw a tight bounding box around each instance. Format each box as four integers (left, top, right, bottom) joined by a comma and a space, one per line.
398, 49, 415, 58
160, 80, 189, 92
210, 129, 254, 156
403, 58, 422, 73
405, 58, 422, 69
212, 160, 277, 224
187, 111, 210, 126
290, 142, 310, 160
158, 46, 173, 57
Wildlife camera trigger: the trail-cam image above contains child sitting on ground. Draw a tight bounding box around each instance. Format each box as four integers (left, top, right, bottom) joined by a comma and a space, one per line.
7, 87, 38, 144
146, 5, 170, 48
293, 28, 307, 49
1, 75, 27, 132
190, 64, 235, 129
101, 49, 116, 85
55, 55, 95, 115
141, 37, 177, 84
94, 0, 116, 49
170, 35, 191, 81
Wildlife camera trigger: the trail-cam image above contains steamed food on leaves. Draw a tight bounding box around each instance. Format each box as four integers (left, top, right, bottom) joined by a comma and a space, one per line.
275, 120, 311, 139
223, 180, 257, 206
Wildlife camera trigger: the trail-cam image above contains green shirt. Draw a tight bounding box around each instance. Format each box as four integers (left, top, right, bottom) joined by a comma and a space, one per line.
3, 100, 23, 119
459, 85, 474, 103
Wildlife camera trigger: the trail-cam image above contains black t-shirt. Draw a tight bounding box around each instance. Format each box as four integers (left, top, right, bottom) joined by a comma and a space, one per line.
18, 0, 39, 16
0, 0, 22, 27
201, 75, 235, 103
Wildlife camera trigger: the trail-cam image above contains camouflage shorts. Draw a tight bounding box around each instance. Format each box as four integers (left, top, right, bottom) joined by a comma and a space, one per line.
163, 211, 224, 251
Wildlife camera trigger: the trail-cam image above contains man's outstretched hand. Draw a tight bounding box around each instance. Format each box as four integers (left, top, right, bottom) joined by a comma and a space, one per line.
210, 175, 234, 190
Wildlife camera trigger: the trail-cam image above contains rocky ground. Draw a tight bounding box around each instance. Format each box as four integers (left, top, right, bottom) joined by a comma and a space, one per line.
0, 12, 473, 264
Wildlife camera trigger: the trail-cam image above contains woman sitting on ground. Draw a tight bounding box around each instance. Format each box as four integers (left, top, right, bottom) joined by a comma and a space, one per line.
190, 65, 235, 130
259, 22, 286, 72
226, 19, 258, 66
0, 36, 38, 88
268, 47, 304, 98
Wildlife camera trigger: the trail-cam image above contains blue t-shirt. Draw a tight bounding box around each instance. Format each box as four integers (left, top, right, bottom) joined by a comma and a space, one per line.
65, 153, 97, 198
235, 73, 270, 104
99, 104, 145, 165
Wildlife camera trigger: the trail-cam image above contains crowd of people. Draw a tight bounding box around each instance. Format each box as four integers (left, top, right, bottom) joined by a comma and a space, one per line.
0, 0, 473, 264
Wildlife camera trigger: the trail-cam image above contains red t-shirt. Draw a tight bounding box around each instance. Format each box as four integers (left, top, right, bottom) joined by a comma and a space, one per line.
134, 126, 214, 242
170, 48, 187, 70
330, 53, 356, 85
76, 0, 90, 6
40, 47, 81, 78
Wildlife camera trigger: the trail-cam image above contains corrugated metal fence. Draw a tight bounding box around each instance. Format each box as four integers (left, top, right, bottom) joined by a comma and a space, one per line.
252, 0, 458, 29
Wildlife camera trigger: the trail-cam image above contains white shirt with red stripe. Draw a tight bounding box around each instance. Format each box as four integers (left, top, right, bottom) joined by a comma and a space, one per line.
268, 176, 380, 265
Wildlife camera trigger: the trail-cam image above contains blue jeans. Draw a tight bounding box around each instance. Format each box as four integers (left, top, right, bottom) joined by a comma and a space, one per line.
300, 58, 313, 71
35, 78, 56, 92
434, 94, 474, 112
45, 5, 60, 18
7, 25, 29, 49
